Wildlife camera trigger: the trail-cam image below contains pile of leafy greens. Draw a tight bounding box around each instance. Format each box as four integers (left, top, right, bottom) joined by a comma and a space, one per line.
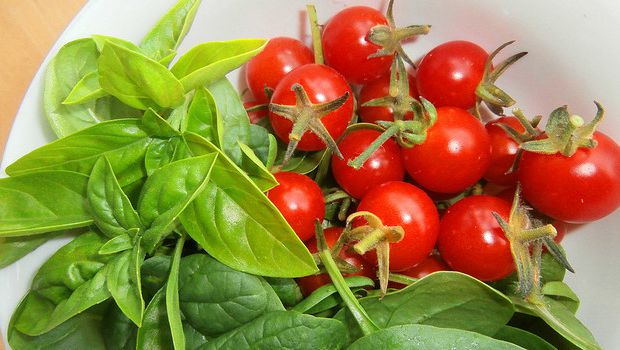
0, 0, 603, 349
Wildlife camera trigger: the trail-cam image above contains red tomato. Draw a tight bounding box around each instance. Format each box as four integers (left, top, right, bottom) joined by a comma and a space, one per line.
518, 132, 620, 223
269, 64, 354, 151
438, 195, 515, 281
331, 129, 405, 199
245, 37, 314, 103
355, 181, 440, 271
358, 74, 418, 124
322, 6, 392, 84
297, 227, 374, 296
416, 41, 488, 109
402, 107, 491, 193
267, 172, 325, 241
243, 101, 267, 124
484, 117, 525, 186
401, 254, 448, 279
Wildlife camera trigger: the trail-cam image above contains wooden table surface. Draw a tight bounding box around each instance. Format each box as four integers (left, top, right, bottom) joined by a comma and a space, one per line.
0, 1, 85, 347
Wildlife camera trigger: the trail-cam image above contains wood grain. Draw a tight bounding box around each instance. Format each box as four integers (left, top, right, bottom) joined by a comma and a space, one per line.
0, 0, 86, 162
0, 1, 85, 347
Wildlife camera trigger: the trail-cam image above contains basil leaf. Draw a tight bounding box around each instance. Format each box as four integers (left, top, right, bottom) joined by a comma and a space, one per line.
98, 233, 134, 255
141, 255, 172, 301
494, 325, 558, 350
92, 34, 143, 53
6, 119, 151, 187
171, 39, 267, 92
103, 303, 138, 350
180, 133, 317, 278
143, 109, 180, 138
182, 87, 222, 147
136, 286, 173, 350
166, 236, 186, 350
62, 71, 106, 105
107, 238, 146, 327
11, 231, 113, 336
0, 232, 62, 268
177, 254, 284, 337
140, 0, 202, 62
264, 277, 303, 308
144, 137, 190, 176
202, 311, 347, 350
348, 324, 525, 350
278, 149, 328, 174
238, 142, 278, 191
138, 153, 218, 252
88, 157, 143, 237
0, 171, 92, 237
98, 41, 185, 109
336, 271, 514, 343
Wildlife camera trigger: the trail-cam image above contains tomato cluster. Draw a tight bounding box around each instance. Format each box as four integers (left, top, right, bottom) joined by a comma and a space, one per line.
243, 3, 620, 293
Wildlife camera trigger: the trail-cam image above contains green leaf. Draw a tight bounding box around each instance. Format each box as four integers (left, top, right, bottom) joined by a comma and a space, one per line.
166, 236, 186, 350
348, 324, 525, 350
180, 133, 317, 277
264, 277, 303, 308
201, 311, 348, 350
62, 71, 106, 105
144, 137, 190, 176
98, 233, 134, 255
6, 119, 151, 187
492, 253, 567, 294
278, 149, 327, 174
542, 281, 580, 314
88, 157, 143, 237
292, 276, 374, 314
102, 303, 138, 350
138, 153, 218, 252
107, 238, 146, 326
336, 272, 514, 343
494, 325, 558, 350
140, 0, 202, 62
0, 171, 92, 237
171, 39, 267, 92
92, 34, 143, 53
237, 142, 278, 191
142, 109, 181, 138
176, 254, 284, 337
0, 232, 61, 268
11, 231, 113, 336
98, 41, 185, 109
141, 255, 172, 301
182, 87, 222, 146
136, 286, 173, 350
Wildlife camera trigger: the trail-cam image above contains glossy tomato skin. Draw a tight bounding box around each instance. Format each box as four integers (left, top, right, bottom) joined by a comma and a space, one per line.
356, 181, 440, 271
322, 6, 392, 84
269, 64, 354, 151
416, 41, 488, 109
297, 227, 374, 296
358, 74, 418, 124
484, 117, 526, 186
331, 129, 405, 199
402, 107, 491, 193
518, 131, 620, 223
438, 195, 515, 281
245, 37, 314, 103
267, 172, 325, 242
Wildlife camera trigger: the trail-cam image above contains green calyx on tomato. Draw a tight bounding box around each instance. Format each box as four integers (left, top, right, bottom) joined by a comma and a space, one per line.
344, 211, 404, 296
474, 41, 528, 119
520, 102, 604, 157
366, 0, 430, 67
492, 185, 573, 303
269, 83, 349, 165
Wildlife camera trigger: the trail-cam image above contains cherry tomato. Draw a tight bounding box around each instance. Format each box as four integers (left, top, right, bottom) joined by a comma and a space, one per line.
356, 181, 440, 271
322, 6, 392, 84
438, 195, 514, 281
267, 172, 325, 241
484, 117, 526, 186
245, 37, 314, 103
518, 132, 620, 223
402, 107, 491, 193
297, 227, 374, 296
243, 101, 268, 124
358, 73, 418, 124
331, 129, 405, 199
416, 40, 488, 109
269, 64, 354, 151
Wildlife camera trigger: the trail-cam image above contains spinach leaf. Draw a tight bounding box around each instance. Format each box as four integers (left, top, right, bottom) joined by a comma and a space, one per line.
542, 281, 580, 313
336, 271, 514, 343
348, 324, 525, 350
8, 305, 107, 350
184, 323, 210, 350
182, 87, 222, 146
0, 171, 92, 237
166, 236, 186, 350
88, 157, 143, 237
98, 40, 185, 109
6, 119, 151, 187
62, 71, 107, 105
103, 302, 138, 350
180, 133, 317, 277
200, 311, 347, 350
141, 255, 172, 301
292, 276, 374, 314
136, 286, 174, 350
138, 153, 218, 252
11, 231, 113, 336
177, 254, 284, 337
139, 0, 202, 63
264, 277, 303, 307
495, 325, 558, 350
171, 39, 267, 92
107, 238, 146, 326
0, 232, 61, 267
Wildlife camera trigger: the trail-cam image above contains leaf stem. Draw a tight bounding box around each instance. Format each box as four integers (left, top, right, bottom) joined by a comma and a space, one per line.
307, 5, 324, 65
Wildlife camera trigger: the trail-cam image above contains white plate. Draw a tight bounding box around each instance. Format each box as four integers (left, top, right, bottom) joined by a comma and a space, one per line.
1, 0, 619, 348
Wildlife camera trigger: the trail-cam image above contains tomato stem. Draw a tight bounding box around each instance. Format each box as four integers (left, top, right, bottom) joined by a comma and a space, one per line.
306, 5, 324, 65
